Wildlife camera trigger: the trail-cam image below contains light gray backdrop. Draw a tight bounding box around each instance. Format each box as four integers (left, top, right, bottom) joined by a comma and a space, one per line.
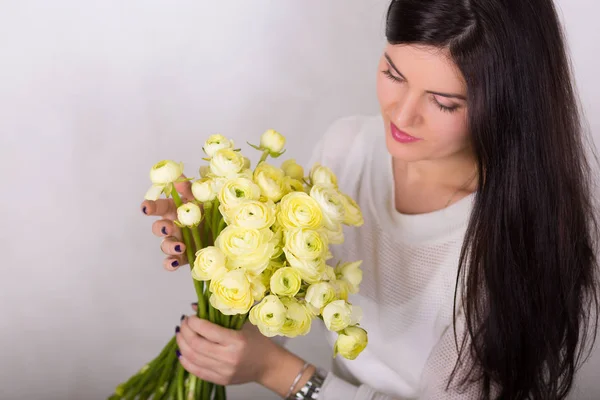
0, 1, 598, 399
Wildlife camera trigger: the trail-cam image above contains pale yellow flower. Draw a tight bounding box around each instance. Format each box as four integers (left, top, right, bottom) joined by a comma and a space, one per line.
310, 184, 345, 231
203, 134, 235, 158
335, 260, 363, 294
270, 267, 302, 297
305, 282, 337, 313
283, 176, 306, 194
277, 192, 323, 230
279, 297, 312, 338
254, 162, 287, 202
281, 159, 305, 181
218, 177, 261, 211
340, 192, 364, 227
215, 225, 276, 275
150, 160, 184, 185
192, 178, 218, 202
283, 228, 328, 261
321, 224, 345, 245
209, 269, 254, 315
199, 165, 210, 178
177, 203, 202, 227
286, 254, 326, 284
192, 246, 227, 281
209, 148, 245, 178
222, 200, 276, 230
322, 300, 362, 332
249, 295, 287, 337
334, 326, 368, 360
260, 129, 286, 153
309, 163, 337, 188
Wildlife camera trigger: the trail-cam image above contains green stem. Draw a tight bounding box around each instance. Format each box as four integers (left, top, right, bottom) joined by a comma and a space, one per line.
216, 384, 226, 400
176, 364, 185, 400
191, 227, 203, 252
187, 375, 197, 400
258, 149, 270, 164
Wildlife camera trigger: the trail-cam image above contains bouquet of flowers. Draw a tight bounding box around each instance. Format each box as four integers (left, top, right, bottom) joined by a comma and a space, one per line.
109, 129, 368, 399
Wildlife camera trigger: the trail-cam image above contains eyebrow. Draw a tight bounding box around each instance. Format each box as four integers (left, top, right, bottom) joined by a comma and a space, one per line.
384, 53, 467, 101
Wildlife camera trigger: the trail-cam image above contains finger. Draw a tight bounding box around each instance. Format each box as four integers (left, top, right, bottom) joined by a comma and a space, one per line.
177, 353, 224, 385
175, 175, 194, 202
186, 316, 242, 345
191, 303, 198, 312
160, 237, 186, 256
152, 219, 182, 239
140, 198, 177, 219
163, 256, 186, 271
179, 318, 226, 361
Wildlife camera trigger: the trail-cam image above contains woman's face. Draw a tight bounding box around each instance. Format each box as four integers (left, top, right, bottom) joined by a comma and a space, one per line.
377, 44, 471, 163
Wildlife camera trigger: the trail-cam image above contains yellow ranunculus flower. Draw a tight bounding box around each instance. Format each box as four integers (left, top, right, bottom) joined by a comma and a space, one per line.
281, 159, 305, 181
192, 178, 217, 202
209, 148, 245, 178
218, 177, 261, 211
215, 226, 276, 275
305, 282, 337, 313
192, 246, 227, 281
310, 184, 345, 231
222, 200, 276, 230
203, 134, 235, 158
283, 176, 306, 194
249, 295, 287, 337
336, 260, 363, 294
286, 253, 326, 284
277, 192, 323, 230
254, 162, 287, 202
322, 300, 362, 332
260, 129, 286, 154
283, 228, 328, 261
176, 203, 202, 227
340, 192, 364, 227
279, 297, 312, 338
209, 269, 254, 315
309, 163, 337, 188
334, 326, 368, 360
321, 224, 345, 245
150, 160, 184, 185
270, 267, 302, 297
249, 274, 267, 301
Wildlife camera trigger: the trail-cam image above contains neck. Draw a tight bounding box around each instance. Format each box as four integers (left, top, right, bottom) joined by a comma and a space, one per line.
393, 148, 478, 192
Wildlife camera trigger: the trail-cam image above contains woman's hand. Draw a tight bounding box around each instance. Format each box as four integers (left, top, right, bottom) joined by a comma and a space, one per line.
140, 178, 194, 271
175, 308, 314, 395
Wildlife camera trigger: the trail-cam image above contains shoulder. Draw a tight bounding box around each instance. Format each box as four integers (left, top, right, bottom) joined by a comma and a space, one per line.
309, 114, 384, 181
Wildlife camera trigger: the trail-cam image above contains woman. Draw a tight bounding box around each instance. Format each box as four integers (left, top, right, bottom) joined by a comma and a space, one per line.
142, 0, 599, 398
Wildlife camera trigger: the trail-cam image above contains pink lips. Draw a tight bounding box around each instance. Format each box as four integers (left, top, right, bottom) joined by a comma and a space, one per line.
390, 123, 421, 143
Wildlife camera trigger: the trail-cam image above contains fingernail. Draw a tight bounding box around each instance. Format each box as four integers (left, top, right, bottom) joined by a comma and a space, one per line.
175, 326, 180, 334
175, 245, 182, 253
191, 302, 198, 307
142, 206, 147, 214
161, 226, 167, 235
180, 314, 185, 321
176, 349, 181, 358
171, 260, 179, 268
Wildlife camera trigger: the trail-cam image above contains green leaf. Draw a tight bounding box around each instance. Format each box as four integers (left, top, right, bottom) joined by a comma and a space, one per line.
247, 141, 263, 151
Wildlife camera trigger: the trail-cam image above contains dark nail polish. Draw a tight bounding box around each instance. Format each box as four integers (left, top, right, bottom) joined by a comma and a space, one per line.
175, 244, 181, 253
175, 326, 180, 334
161, 226, 167, 235
176, 349, 181, 358
171, 260, 179, 268
191, 302, 198, 307
180, 314, 185, 321
142, 206, 147, 214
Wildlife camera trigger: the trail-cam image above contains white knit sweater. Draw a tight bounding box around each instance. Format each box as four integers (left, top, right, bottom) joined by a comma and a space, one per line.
308, 115, 478, 400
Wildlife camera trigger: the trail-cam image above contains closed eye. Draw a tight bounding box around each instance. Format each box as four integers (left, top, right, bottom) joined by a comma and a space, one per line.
382, 69, 404, 83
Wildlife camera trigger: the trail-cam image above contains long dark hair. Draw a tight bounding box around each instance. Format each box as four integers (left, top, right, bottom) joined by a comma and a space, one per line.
385, 0, 599, 398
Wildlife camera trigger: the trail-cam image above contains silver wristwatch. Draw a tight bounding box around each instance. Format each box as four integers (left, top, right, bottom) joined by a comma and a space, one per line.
287, 367, 328, 400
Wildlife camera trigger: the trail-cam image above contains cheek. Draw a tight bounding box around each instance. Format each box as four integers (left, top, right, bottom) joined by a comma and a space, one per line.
376, 76, 398, 111
426, 112, 470, 149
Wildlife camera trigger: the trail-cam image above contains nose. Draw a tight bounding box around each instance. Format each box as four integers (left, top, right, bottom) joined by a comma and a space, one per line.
391, 92, 421, 128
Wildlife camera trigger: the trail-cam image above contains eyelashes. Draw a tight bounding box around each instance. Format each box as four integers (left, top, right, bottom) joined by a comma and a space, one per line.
381, 69, 460, 113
